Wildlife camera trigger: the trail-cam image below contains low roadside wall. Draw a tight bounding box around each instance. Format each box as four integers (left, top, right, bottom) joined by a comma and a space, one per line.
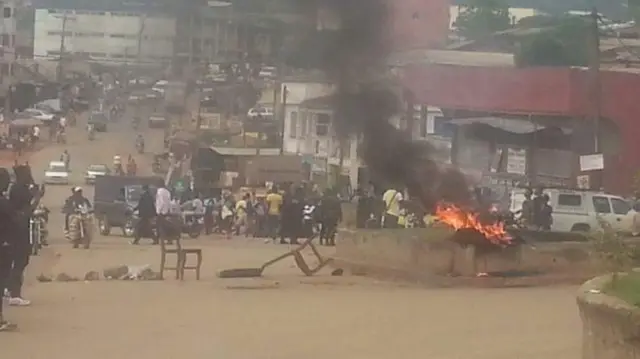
577, 275, 640, 359
335, 228, 601, 286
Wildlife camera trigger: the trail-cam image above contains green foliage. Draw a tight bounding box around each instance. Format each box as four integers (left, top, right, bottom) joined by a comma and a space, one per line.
630, 0, 640, 22
454, 0, 512, 40
515, 16, 590, 67
591, 218, 634, 287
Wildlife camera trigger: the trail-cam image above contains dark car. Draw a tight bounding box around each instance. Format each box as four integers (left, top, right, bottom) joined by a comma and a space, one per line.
88, 112, 109, 132
94, 175, 161, 237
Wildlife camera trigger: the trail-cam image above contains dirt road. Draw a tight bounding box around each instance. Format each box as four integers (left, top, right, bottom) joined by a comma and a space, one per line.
0, 107, 582, 359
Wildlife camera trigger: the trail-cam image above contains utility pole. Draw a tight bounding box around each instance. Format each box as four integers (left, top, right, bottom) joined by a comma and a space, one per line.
56, 13, 69, 83
4, 29, 14, 121
136, 15, 146, 65
586, 7, 602, 189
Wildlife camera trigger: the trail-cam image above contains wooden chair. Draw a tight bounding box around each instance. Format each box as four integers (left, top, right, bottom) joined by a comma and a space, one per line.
159, 217, 203, 280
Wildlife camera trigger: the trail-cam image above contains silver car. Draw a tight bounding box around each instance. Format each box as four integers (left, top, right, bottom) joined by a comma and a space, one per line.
85, 164, 110, 184
44, 161, 70, 185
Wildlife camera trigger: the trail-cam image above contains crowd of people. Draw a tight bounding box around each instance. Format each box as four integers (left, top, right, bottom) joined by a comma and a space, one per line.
130, 181, 344, 247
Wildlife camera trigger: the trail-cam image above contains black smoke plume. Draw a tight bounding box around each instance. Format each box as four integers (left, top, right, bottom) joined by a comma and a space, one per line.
312, 0, 470, 211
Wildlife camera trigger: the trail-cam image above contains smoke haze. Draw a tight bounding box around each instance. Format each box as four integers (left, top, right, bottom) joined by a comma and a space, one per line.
316, 0, 471, 211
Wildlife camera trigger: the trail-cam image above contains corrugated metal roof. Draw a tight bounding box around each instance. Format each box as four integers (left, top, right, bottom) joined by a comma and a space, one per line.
452, 0, 628, 20
389, 49, 514, 67
211, 147, 281, 156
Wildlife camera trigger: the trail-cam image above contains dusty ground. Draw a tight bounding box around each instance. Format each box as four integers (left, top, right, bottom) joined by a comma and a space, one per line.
0, 105, 582, 359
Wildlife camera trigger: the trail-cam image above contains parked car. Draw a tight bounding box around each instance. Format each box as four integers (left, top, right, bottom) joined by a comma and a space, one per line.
85, 164, 110, 184
149, 112, 168, 129
88, 112, 109, 132
247, 107, 274, 118
510, 188, 637, 234
258, 66, 277, 79
44, 161, 70, 185
94, 175, 161, 237
22, 108, 54, 122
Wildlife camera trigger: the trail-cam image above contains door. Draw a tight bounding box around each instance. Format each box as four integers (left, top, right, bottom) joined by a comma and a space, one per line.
610, 197, 635, 233
591, 196, 620, 231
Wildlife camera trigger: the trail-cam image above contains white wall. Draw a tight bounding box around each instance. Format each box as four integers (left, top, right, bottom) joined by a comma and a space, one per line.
34, 9, 176, 63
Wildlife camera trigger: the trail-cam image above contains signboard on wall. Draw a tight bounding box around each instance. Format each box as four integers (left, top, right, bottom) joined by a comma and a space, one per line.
580, 154, 604, 171
506, 148, 527, 175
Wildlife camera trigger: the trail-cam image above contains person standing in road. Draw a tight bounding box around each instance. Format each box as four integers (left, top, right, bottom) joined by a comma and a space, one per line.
382, 187, 403, 228
132, 185, 157, 245
265, 186, 283, 243
155, 180, 172, 243
0, 168, 18, 330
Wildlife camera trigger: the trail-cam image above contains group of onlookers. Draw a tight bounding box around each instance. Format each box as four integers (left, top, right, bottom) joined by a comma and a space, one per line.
202, 184, 343, 246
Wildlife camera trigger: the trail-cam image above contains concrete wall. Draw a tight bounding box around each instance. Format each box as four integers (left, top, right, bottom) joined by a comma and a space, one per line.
577, 275, 640, 359
335, 227, 602, 286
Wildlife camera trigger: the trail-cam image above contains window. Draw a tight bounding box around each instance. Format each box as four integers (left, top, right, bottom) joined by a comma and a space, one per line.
611, 198, 631, 215
316, 113, 330, 137
289, 111, 297, 138
300, 112, 307, 137
0, 34, 7, 46
3, 7, 11, 18
592, 196, 611, 214
558, 194, 581, 207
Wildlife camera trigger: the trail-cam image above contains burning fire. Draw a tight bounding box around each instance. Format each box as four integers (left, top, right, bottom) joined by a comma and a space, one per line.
435, 203, 512, 245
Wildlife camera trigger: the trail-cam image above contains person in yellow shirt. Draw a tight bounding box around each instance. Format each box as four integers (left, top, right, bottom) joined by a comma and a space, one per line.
265, 186, 283, 242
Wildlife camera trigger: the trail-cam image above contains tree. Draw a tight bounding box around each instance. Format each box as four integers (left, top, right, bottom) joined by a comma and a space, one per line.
515, 16, 590, 67
454, 0, 512, 40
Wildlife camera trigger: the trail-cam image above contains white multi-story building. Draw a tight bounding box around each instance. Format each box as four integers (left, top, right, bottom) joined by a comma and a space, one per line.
0, 1, 18, 90
34, 8, 176, 64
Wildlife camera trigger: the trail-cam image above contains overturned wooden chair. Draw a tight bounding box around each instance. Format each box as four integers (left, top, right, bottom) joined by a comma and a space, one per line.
159, 217, 203, 280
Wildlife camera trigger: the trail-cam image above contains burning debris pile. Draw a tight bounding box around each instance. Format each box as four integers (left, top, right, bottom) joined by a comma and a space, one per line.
313, 0, 514, 244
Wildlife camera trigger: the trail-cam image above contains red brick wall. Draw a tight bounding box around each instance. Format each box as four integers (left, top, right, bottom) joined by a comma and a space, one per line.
387, 0, 451, 51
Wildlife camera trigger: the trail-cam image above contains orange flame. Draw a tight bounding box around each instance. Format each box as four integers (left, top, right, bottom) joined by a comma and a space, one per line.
435, 202, 512, 245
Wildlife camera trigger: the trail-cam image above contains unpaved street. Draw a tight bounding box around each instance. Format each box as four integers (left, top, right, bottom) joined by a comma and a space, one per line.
0, 108, 582, 359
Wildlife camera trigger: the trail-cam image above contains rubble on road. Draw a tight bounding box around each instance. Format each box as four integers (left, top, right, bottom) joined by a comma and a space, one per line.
36, 265, 163, 283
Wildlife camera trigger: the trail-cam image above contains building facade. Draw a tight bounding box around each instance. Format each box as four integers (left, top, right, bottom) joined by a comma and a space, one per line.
33, 8, 176, 64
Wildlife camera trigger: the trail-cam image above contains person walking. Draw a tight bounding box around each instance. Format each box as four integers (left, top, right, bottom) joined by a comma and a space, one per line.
318, 188, 342, 246
155, 180, 172, 243
265, 186, 283, 243
132, 185, 158, 245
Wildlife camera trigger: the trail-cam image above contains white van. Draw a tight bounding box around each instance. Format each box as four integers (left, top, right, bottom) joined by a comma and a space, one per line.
510, 188, 636, 234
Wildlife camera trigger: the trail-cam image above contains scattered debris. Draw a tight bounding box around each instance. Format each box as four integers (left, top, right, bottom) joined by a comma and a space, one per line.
36, 274, 52, 283
56, 273, 79, 282
84, 271, 100, 281
103, 265, 129, 280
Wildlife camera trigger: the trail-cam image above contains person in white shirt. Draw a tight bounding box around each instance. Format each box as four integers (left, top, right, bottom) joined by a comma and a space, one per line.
59, 116, 66, 128
32, 126, 40, 143
382, 188, 404, 228
155, 181, 173, 241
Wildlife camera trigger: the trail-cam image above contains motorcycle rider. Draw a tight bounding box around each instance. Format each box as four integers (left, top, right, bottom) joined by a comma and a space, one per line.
126, 155, 137, 176
113, 155, 124, 175
63, 187, 91, 236
131, 185, 158, 245
135, 134, 144, 152
87, 123, 95, 140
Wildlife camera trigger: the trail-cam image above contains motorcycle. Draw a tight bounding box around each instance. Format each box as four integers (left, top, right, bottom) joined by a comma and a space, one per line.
136, 141, 144, 154
56, 131, 66, 144
29, 207, 49, 255
132, 117, 140, 130
182, 212, 204, 238
88, 130, 95, 141
68, 205, 93, 249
